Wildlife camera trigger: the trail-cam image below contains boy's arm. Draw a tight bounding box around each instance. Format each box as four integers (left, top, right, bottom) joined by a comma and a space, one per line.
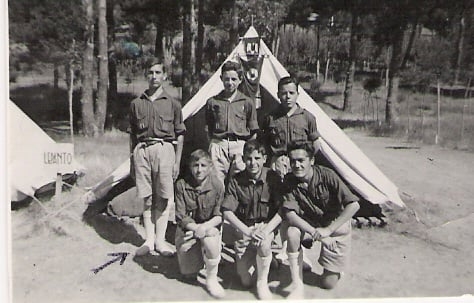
173, 134, 184, 181
286, 210, 317, 236
223, 211, 252, 237
315, 201, 359, 239
260, 213, 282, 235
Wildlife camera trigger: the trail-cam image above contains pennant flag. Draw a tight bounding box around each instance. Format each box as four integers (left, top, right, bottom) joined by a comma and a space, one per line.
238, 55, 264, 108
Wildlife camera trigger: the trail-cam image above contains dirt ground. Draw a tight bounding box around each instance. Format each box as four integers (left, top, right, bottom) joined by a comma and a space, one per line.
10, 128, 474, 303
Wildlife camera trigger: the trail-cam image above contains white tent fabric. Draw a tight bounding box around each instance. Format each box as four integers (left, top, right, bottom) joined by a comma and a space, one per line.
84, 26, 404, 208
9, 101, 84, 202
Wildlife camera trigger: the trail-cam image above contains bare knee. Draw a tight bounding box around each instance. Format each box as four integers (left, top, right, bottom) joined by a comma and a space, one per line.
201, 230, 221, 259
320, 270, 340, 289
286, 226, 302, 252
257, 236, 273, 257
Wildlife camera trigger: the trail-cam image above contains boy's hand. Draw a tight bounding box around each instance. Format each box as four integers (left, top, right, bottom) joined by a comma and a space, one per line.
172, 162, 180, 181
251, 229, 266, 246
313, 227, 332, 241
321, 237, 338, 251
183, 230, 194, 241
194, 225, 207, 239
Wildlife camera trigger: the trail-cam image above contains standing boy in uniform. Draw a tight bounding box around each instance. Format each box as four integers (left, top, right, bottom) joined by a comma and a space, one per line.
129, 58, 186, 257
280, 142, 360, 299
261, 75, 321, 270
221, 139, 282, 300
205, 61, 259, 185
262, 76, 320, 179
175, 149, 226, 299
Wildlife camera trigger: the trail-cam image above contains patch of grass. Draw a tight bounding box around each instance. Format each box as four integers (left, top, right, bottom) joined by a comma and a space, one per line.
74, 130, 130, 187
317, 80, 474, 152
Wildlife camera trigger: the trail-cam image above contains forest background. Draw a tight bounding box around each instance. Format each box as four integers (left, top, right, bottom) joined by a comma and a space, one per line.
8, 0, 474, 152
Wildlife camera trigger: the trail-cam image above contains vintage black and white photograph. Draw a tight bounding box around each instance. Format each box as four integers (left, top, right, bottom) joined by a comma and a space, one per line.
6, 0, 474, 302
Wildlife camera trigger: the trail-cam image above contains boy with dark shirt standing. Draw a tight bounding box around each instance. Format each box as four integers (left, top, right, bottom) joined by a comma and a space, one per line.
129, 59, 185, 257
262, 76, 320, 179
205, 61, 259, 185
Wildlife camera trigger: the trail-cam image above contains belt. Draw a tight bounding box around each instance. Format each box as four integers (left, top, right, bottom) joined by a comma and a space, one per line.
139, 138, 175, 147
217, 134, 247, 141
243, 218, 267, 226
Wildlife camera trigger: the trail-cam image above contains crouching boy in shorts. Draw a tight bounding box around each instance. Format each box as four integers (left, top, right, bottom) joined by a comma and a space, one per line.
221, 139, 282, 300
281, 142, 360, 299
174, 150, 226, 298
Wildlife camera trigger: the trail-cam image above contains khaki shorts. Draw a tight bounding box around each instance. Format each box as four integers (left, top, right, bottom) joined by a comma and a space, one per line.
133, 142, 175, 204
224, 222, 274, 271
317, 220, 352, 273
209, 139, 246, 184
175, 227, 222, 275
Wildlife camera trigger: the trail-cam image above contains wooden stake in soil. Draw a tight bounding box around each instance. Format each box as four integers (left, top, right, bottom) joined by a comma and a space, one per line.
68, 55, 74, 145
436, 78, 441, 144
55, 173, 62, 198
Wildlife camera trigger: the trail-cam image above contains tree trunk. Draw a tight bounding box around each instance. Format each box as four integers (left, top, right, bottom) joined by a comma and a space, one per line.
154, 18, 164, 59
400, 21, 418, 70
53, 62, 59, 89
107, 0, 117, 100
181, 0, 196, 104
454, 11, 466, 85
96, 0, 108, 135
385, 28, 405, 125
343, 11, 360, 112
195, 0, 204, 84
228, 0, 238, 54
81, 0, 97, 137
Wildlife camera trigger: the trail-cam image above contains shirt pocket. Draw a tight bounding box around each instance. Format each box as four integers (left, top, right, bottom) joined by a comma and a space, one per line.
136, 113, 149, 131
234, 110, 247, 133
156, 113, 174, 133
290, 126, 307, 143
211, 104, 226, 131
197, 194, 216, 222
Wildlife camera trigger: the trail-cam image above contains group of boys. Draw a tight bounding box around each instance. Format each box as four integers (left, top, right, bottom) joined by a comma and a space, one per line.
128, 59, 360, 300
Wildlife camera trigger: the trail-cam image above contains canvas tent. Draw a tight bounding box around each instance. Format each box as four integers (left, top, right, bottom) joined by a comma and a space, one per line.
9, 100, 84, 202
83, 26, 405, 213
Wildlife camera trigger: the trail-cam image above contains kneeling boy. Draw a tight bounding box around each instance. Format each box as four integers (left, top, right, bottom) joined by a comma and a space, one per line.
175, 150, 226, 298
221, 139, 282, 300
281, 142, 360, 299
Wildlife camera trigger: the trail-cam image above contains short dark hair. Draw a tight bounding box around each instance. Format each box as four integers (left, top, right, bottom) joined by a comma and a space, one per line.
287, 141, 314, 158
146, 57, 165, 72
243, 139, 267, 157
188, 149, 212, 166
278, 76, 299, 93
221, 61, 242, 79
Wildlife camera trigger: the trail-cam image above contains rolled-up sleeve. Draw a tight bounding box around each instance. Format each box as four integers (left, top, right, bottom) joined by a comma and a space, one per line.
281, 191, 301, 216
307, 113, 320, 142
221, 177, 239, 213
175, 181, 195, 229
173, 101, 186, 136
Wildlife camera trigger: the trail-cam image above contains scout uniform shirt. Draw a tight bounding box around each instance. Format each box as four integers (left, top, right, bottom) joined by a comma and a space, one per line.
281, 165, 359, 228
205, 90, 259, 140
129, 88, 186, 146
263, 105, 319, 156
175, 174, 224, 230
221, 167, 281, 225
